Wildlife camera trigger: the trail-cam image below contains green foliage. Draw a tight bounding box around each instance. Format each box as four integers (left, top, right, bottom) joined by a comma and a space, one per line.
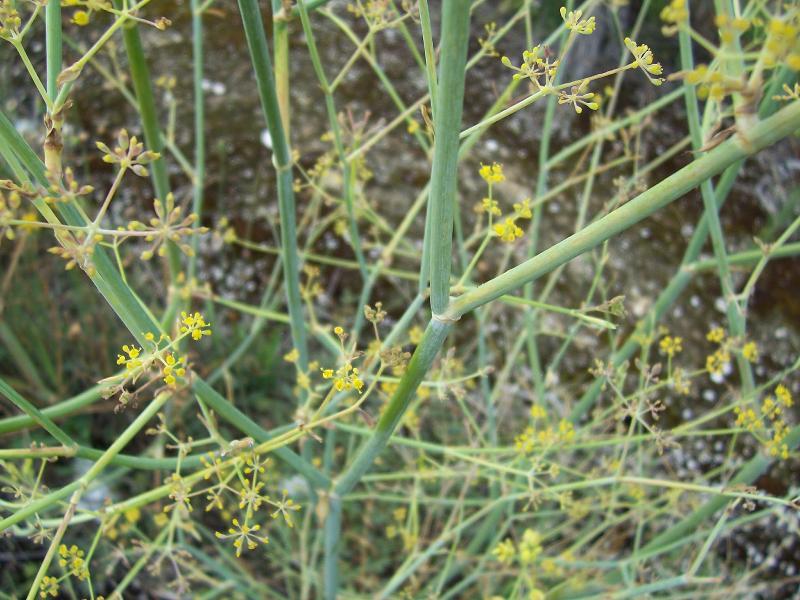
1, 0, 799, 598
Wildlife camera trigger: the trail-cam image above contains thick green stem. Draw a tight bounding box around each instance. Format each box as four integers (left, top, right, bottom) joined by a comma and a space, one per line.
322, 319, 452, 598
444, 100, 800, 319
45, 0, 61, 100
238, 0, 309, 372
427, 0, 471, 315
188, 0, 206, 280
679, 17, 753, 391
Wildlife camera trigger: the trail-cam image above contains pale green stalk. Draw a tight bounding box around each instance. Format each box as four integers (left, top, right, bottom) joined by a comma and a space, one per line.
428, 0, 471, 315
297, 0, 369, 290
45, 0, 61, 100
188, 0, 206, 280
418, 0, 437, 115
238, 0, 309, 372
679, 16, 753, 390
444, 100, 800, 319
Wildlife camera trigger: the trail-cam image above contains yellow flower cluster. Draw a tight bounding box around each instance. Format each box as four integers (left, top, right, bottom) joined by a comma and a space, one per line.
515, 417, 575, 454
58, 544, 89, 580
116, 344, 143, 370
734, 406, 763, 432
684, 64, 742, 102
39, 575, 58, 598
206, 451, 300, 558
105, 506, 141, 541
660, 0, 688, 35
322, 362, 365, 393
215, 517, 269, 557
72, 10, 90, 25
476, 197, 501, 216
530, 404, 547, 420
385, 507, 416, 550
479, 162, 505, 184
162, 352, 186, 386
761, 14, 800, 70
513, 198, 533, 219
659, 335, 683, 358
704, 328, 759, 378
558, 80, 600, 114
501, 46, 559, 89
492, 528, 543, 565
0, 0, 21, 40
624, 37, 664, 85
705, 328, 731, 377
180, 311, 212, 341
493, 217, 524, 243
493, 538, 515, 563
736, 384, 794, 460
742, 341, 759, 363
39, 576, 59, 598
560, 7, 596, 35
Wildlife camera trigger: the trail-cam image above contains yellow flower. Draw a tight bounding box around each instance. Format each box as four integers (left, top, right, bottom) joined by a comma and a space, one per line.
742, 341, 758, 363
408, 325, 424, 345
530, 405, 547, 420
479, 162, 505, 184
180, 311, 212, 341
58, 544, 89, 580
492, 538, 515, 564
71, 10, 90, 26
560, 7, 596, 35
660, 0, 688, 35
493, 217, 523, 242
734, 406, 762, 431
776, 384, 793, 408
659, 335, 683, 357
513, 198, 533, 219
284, 348, 300, 363
161, 352, 186, 386
706, 327, 725, 343
624, 37, 664, 85
706, 348, 730, 377
215, 517, 269, 557
321, 362, 364, 393
558, 80, 600, 113
478, 197, 501, 216
557, 419, 575, 442
519, 528, 542, 564
116, 344, 143, 370
39, 576, 59, 598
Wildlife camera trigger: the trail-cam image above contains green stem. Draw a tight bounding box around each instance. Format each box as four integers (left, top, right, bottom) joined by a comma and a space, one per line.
45, 0, 62, 100
444, 100, 800, 319
112, 0, 181, 287
0, 377, 74, 447
418, 0, 438, 115
428, 0, 471, 315
679, 16, 753, 391
238, 0, 309, 372
188, 0, 206, 281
